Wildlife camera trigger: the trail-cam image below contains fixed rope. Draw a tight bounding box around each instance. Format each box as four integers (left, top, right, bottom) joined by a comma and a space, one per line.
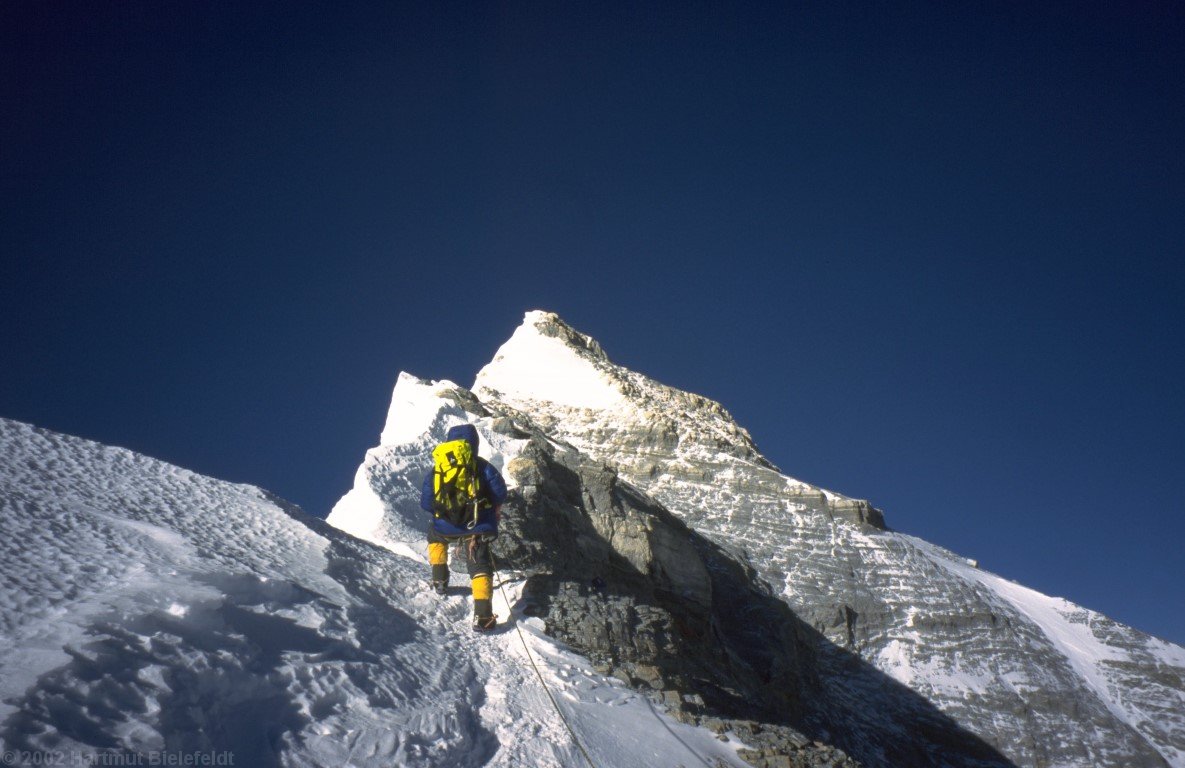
641, 692, 716, 768
490, 551, 598, 768
488, 550, 712, 768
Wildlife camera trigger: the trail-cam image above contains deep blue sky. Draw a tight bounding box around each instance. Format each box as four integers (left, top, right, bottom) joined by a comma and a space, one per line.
3, 2, 1182, 645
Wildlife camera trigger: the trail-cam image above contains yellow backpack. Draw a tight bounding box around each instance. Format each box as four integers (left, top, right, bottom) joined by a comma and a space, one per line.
431, 438, 480, 528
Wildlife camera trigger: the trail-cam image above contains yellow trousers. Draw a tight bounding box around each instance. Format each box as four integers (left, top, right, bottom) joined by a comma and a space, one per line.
428, 540, 491, 600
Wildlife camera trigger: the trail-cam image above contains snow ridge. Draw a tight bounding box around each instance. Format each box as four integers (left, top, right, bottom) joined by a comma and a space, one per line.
0, 416, 746, 767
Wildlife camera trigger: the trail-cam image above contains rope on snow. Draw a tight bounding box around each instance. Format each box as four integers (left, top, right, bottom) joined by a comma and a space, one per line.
491, 552, 598, 768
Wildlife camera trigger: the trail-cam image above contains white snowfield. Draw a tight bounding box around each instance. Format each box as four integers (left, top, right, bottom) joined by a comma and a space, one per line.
474, 311, 629, 412
0, 414, 747, 768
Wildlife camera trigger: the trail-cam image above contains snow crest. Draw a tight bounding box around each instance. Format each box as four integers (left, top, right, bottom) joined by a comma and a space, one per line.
474, 310, 627, 411
0, 417, 746, 767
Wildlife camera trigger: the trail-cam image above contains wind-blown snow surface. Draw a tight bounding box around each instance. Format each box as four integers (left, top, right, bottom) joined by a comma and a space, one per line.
0, 417, 747, 767
468, 310, 1185, 768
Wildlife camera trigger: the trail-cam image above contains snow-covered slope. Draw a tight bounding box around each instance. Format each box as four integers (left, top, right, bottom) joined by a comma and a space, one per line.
0, 417, 749, 767
465, 310, 1185, 768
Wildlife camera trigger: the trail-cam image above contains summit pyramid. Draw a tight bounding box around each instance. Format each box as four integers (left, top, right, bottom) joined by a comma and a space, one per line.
330, 310, 1185, 768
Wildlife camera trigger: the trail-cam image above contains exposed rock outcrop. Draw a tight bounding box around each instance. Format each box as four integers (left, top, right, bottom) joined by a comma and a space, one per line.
485, 420, 1022, 768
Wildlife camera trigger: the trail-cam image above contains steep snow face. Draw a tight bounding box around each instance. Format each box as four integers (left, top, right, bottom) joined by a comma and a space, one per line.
473, 312, 871, 530
471, 311, 1185, 768
330, 373, 526, 555
380, 372, 476, 446
475, 311, 767, 469
0, 417, 749, 768
475, 310, 628, 411
925, 537, 1185, 768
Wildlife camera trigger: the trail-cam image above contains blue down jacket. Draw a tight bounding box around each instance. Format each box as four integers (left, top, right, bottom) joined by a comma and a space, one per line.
420, 424, 507, 536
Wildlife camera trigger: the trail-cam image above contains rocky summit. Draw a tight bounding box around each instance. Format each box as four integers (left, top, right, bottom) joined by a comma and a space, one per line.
330, 310, 1185, 768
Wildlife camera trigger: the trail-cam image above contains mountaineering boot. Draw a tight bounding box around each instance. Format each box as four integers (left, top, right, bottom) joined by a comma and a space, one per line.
430, 560, 449, 595
428, 540, 450, 596
473, 596, 496, 632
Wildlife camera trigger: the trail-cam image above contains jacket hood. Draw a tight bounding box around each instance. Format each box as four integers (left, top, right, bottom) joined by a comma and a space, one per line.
445, 423, 480, 451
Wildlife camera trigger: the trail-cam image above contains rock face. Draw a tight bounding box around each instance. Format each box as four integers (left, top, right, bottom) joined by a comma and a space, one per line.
331, 311, 1185, 768
498, 435, 815, 722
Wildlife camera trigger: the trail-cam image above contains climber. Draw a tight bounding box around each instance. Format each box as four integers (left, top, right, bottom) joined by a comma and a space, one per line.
420, 423, 507, 632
